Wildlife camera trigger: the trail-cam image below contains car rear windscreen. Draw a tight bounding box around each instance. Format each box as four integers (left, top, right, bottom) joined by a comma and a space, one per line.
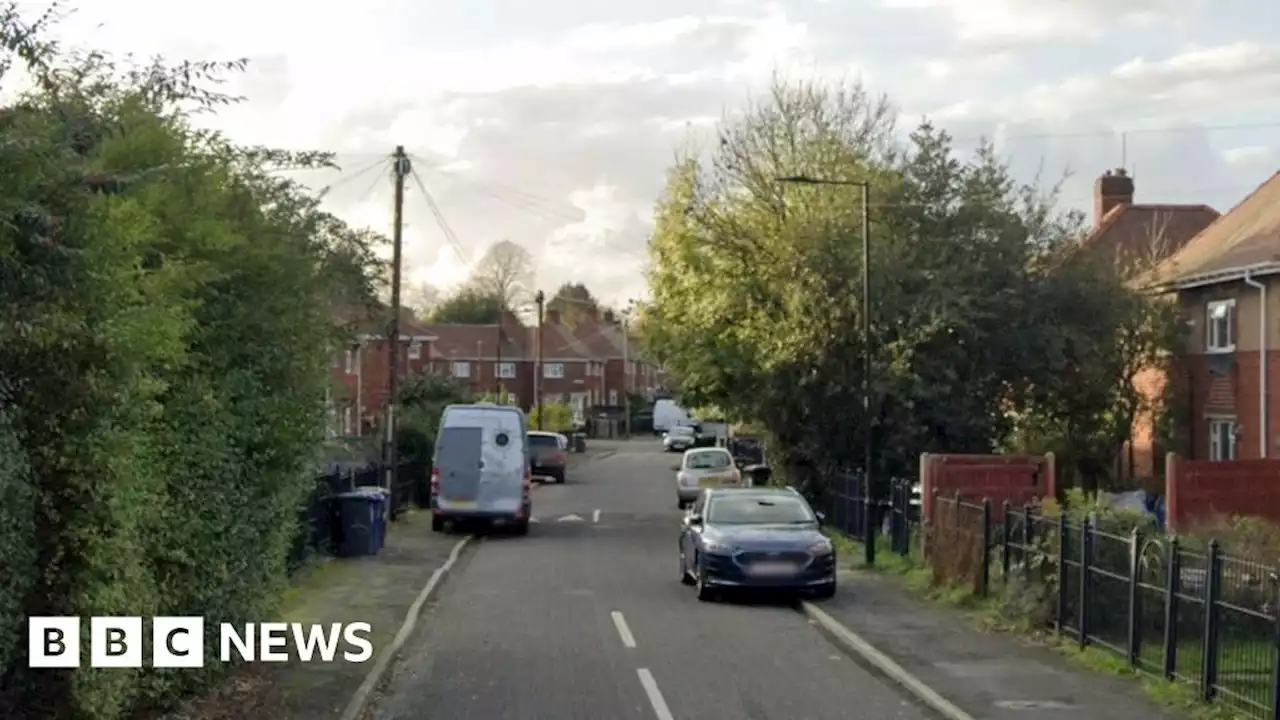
528, 434, 559, 447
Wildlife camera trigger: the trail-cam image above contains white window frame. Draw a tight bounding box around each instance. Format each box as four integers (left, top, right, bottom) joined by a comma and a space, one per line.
544, 362, 565, 379
344, 349, 356, 374
1206, 299, 1235, 353
1208, 417, 1237, 461
609, 389, 618, 405
495, 361, 516, 378
452, 361, 471, 378
408, 341, 421, 360
342, 406, 353, 436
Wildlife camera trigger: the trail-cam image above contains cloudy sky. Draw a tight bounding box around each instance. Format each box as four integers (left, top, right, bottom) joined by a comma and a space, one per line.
26, 0, 1280, 306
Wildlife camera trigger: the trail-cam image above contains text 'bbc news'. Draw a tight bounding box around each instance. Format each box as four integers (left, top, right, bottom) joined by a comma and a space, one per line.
28, 617, 374, 668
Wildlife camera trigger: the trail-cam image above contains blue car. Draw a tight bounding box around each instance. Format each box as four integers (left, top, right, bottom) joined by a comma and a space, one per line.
678, 487, 837, 601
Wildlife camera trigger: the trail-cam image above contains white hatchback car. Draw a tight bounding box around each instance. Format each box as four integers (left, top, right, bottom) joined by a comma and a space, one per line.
674, 447, 746, 509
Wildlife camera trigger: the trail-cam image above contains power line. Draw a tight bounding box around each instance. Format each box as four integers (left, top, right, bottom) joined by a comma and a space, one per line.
409, 154, 583, 224
315, 157, 391, 201
406, 166, 469, 264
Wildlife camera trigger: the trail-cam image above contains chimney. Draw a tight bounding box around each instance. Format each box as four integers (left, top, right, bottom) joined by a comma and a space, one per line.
546, 309, 561, 325
602, 309, 616, 324
1094, 168, 1134, 228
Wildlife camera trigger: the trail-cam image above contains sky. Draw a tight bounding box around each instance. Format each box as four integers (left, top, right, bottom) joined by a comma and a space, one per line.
17, 0, 1280, 306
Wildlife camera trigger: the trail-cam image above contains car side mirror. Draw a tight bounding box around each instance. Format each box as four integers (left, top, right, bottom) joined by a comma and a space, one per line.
687, 514, 703, 526
814, 511, 826, 525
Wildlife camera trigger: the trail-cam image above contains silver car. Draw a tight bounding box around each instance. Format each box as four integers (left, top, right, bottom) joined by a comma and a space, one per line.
663, 425, 697, 452
674, 447, 745, 509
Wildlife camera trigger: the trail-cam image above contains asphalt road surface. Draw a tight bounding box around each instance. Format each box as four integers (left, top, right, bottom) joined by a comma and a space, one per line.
371, 440, 934, 720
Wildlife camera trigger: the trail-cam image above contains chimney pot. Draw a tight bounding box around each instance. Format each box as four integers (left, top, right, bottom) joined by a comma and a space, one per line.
1093, 167, 1135, 229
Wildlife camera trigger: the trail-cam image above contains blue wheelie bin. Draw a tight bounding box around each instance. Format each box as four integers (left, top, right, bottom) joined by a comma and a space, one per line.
335, 488, 386, 557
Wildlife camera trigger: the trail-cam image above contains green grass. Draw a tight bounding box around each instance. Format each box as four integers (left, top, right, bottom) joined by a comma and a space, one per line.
827, 529, 1258, 720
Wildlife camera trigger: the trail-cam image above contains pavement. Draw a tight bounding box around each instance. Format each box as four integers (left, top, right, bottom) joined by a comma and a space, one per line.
811, 570, 1180, 719
163, 510, 465, 720
368, 440, 931, 720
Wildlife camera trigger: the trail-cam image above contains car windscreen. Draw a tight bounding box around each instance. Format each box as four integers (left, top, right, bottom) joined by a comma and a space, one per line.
527, 434, 559, 448
684, 452, 731, 470
706, 495, 813, 524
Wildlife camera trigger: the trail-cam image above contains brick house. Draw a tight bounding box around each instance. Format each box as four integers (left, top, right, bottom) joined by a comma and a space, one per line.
423, 312, 534, 406
1149, 171, 1280, 464
1079, 169, 1222, 480
328, 308, 437, 438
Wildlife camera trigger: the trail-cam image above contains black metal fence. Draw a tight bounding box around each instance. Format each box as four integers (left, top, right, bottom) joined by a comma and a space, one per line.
287, 461, 432, 573
813, 472, 1280, 720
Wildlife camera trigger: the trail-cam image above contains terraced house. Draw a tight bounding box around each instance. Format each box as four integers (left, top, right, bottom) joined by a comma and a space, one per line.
326, 305, 666, 438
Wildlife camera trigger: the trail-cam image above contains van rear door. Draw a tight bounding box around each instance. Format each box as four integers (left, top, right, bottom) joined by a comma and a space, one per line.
436, 426, 483, 510
477, 413, 526, 513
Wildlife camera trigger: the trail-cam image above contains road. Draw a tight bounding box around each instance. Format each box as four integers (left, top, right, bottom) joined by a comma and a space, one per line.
371, 440, 933, 720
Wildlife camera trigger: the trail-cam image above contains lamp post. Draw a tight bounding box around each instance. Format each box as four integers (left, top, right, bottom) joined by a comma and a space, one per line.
776, 174, 874, 566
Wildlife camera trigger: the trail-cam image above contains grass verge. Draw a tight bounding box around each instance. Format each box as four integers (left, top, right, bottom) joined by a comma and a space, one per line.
824, 529, 1244, 720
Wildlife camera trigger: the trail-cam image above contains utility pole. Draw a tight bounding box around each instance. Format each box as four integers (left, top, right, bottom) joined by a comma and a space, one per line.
622, 312, 631, 439
535, 290, 545, 430
494, 297, 503, 397
384, 146, 410, 491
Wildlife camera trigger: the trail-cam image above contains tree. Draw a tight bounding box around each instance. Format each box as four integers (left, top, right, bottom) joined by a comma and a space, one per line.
0, 13, 384, 716
403, 281, 441, 316
528, 402, 573, 431
642, 76, 1156, 499
428, 285, 502, 324
468, 239, 534, 309
547, 282, 599, 325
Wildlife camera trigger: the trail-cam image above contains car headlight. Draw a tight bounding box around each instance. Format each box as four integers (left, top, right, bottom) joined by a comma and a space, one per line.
808, 539, 834, 555
703, 540, 737, 554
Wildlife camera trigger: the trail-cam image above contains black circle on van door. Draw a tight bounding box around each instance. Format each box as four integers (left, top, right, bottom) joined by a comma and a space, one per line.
495, 432, 509, 447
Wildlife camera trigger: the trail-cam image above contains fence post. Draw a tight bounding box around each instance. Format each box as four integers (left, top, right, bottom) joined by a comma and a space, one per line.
1023, 504, 1033, 582
980, 498, 992, 598
1079, 516, 1091, 648
1269, 573, 1280, 720
1127, 528, 1142, 667
863, 471, 875, 567
927, 488, 939, 559
888, 480, 899, 554
1056, 513, 1068, 637
1201, 539, 1222, 701
1001, 500, 1012, 584
1162, 536, 1181, 680
899, 481, 912, 557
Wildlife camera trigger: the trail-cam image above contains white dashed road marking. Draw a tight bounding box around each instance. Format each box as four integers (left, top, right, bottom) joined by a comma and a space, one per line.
637, 668, 675, 720
592, 508, 601, 523
610, 610, 636, 649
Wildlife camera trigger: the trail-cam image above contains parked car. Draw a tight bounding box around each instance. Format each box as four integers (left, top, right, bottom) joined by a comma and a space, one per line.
674, 447, 744, 509
662, 425, 697, 452
430, 403, 532, 535
678, 487, 836, 601
528, 431, 568, 484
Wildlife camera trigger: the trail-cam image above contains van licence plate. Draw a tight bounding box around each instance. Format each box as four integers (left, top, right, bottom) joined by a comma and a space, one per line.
448, 500, 476, 509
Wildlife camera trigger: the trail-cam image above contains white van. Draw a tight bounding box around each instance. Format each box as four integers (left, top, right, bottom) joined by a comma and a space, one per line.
653, 399, 691, 435
430, 403, 532, 535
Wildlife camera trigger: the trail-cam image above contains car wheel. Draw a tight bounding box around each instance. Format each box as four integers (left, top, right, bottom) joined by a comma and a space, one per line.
514, 518, 530, 536
431, 516, 445, 533
679, 550, 695, 585
812, 581, 836, 600
677, 498, 687, 510
555, 470, 566, 484
695, 557, 716, 602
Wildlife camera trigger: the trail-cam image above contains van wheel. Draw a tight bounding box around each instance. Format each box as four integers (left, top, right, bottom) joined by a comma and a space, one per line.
431, 516, 445, 533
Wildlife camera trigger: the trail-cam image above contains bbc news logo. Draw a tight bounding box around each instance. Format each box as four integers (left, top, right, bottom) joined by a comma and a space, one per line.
28, 617, 373, 668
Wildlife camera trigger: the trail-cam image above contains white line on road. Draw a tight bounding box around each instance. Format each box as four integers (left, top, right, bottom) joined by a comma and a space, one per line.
592, 508, 601, 523
611, 610, 636, 648
636, 668, 675, 720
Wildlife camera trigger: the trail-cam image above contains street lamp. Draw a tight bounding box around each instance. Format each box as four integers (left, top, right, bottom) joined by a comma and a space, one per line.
775, 174, 874, 566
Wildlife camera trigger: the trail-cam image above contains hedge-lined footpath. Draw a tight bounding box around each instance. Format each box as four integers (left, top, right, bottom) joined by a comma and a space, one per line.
0, 10, 383, 718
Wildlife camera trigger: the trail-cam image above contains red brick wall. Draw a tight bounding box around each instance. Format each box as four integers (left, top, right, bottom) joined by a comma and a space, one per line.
920, 453, 1057, 522
1184, 350, 1280, 461
1165, 453, 1280, 531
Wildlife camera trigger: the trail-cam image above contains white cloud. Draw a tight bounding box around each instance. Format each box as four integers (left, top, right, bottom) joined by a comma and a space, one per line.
882, 0, 1194, 44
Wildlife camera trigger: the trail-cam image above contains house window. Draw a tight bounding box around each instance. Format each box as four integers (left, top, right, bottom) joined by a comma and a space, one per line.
1206, 299, 1235, 352
544, 362, 565, 379
344, 349, 356, 374
1209, 418, 1237, 461
495, 362, 516, 378
452, 361, 471, 378
342, 406, 353, 436
609, 389, 618, 404
408, 342, 421, 360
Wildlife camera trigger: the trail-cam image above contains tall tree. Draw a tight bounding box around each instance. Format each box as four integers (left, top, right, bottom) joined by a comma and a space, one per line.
428, 286, 502, 324
547, 281, 599, 325
468, 239, 534, 310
